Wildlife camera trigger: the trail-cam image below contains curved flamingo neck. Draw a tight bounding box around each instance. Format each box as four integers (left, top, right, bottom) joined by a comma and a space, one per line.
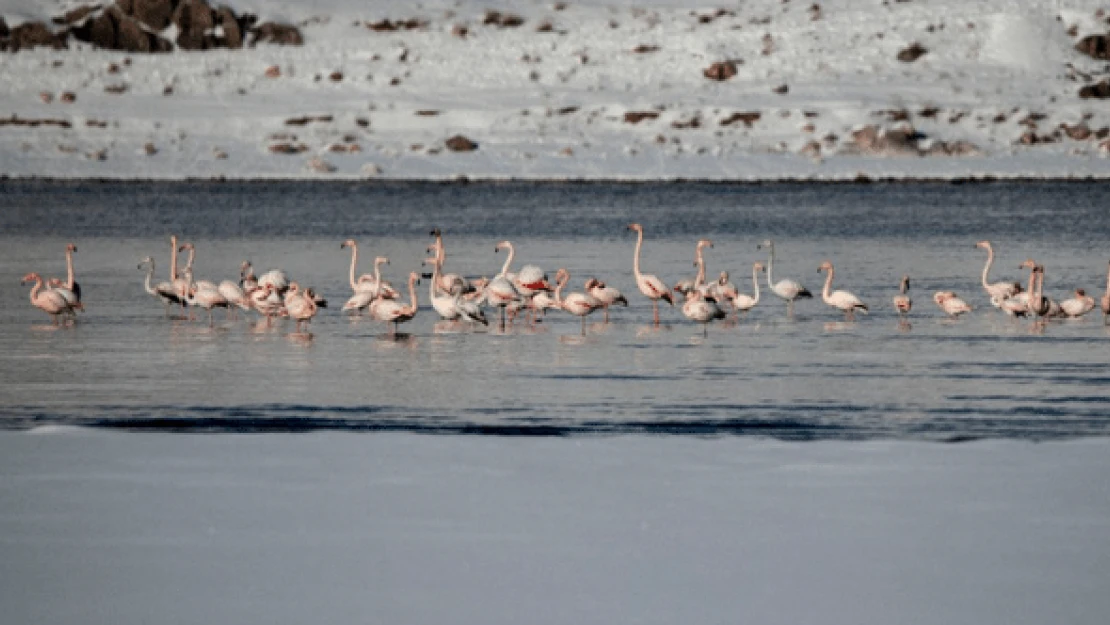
820, 267, 835, 303
407, 274, 419, 313
373, 260, 385, 299
695, 244, 707, 287
347, 243, 359, 290
554, 273, 569, 306
143, 265, 156, 295
765, 243, 775, 288
28, 276, 44, 304
428, 257, 443, 299
499, 242, 515, 276
981, 244, 994, 288
184, 246, 196, 272
169, 236, 178, 281
751, 265, 761, 302
65, 247, 75, 289
632, 229, 643, 279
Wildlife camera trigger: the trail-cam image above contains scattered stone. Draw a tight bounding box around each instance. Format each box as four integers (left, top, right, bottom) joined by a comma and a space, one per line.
163, 84, 174, 95
1075, 34, 1109, 60
483, 11, 524, 27
703, 61, 738, 81
104, 83, 129, 94
1062, 122, 1092, 140
265, 65, 281, 78
451, 24, 468, 38
86, 148, 108, 161
128, 0, 174, 31
798, 140, 822, 158
536, 21, 555, 33
897, 42, 928, 62
268, 142, 308, 154
553, 2, 567, 11
329, 71, 343, 82
306, 157, 336, 173
215, 6, 244, 48
772, 84, 789, 94
1079, 80, 1110, 99
213, 148, 228, 159
60, 92, 77, 103
802, 123, 816, 133
366, 18, 425, 32
559, 146, 574, 156
845, 124, 922, 156
720, 111, 761, 127
249, 22, 304, 46
284, 115, 333, 126
918, 106, 940, 118
0, 115, 72, 128
623, 111, 660, 123
415, 110, 440, 116
671, 116, 701, 129
445, 135, 478, 151
39, 92, 54, 104
53, 4, 101, 26
57, 144, 79, 154
1100, 138, 1110, 155
355, 117, 370, 128
86, 119, 108, 128
632, 44, 659, 53
140, 142, 157, 155
9, 21, 69, 52
362, 163, 382, 175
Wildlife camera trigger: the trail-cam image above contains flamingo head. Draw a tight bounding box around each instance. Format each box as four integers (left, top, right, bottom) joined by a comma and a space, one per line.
697, 239, 713, 251
757, 239, 772, 250
718, 271, 729, 284
240, 260, 253, 273
375, 256, 390, 267
901, 275, 911, 290
933, 292, 950, 305
138, 256, 154, 270
584, 278, 600, 290
1076, 288, 1086, 297
627, 223, 642, 233
494, 240, 511, 253
20, 272, 39, 285
753, 262, 765, 272
430, 228, 442, 237
1018, 258, 1036, 269
287, 282, 299, 294
66, 243, 77, 253
340, 239, 356, 249
817, 261, 833, 273
178, 242, 194, 252
975, 240, 990, 250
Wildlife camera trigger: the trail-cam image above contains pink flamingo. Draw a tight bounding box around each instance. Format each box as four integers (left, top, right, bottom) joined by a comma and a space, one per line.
371, 270, 420, 334
933, 291, 972, 318
680, 285, 727, 337
486, 241, 523, 329
186, 283, 229, 327
817, 261, 868, 321
169, 235, 189, 312
893, 275, 912, 318
1059, 288, 1095, 318
975, 240, 1020, 307
179, 242, 217, 292
428, 229, 468, 295
729, 262, 763, 315
138, 256, 187, 315
250, 284, 283, 326
553, 269, 602, 336
674, 239, 713, 294
21, 272, 70, 325
584, 277, 628, 322
284, 283, 319, 333
47, 243, 83, 313
628, 223, 675, 325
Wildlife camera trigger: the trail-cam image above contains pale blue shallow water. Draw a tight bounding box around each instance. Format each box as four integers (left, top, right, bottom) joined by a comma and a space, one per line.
1, 180, 1108, 440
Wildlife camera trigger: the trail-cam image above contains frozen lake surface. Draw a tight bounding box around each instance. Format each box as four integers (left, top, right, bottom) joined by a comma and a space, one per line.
1, 180, 1108, 440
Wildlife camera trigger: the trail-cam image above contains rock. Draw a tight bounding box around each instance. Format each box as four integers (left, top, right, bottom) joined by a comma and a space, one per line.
445, 135, 478, 151
1100, 139, 1110, 155
215, 6, 242, 48
0, 16, 7, 39
116, 10, 155, 52
944, 140, 982, 156
264, 65, 280, 78
104, 83, 129, 94
1062, 122, 1092, 140
798, 140, 822, 158
1075, 34, 1109, 60
60, 91, 77, 103
720, 111, 761, 127
451, 24, 468, 38
70, 9, 116, 48
897, 42, 928, 62
362, 163, 382, 176
173, 0, 214, 50
483, 11, 524, 27
139, 142, 157, 155
55, 4, 101, 26
213, 148, 228, 159
268, 142, 308, 154
1079, 80, 1110, 99
772, 84, 789, 94
10, 21, 68, 51
39, 91, 54, 103
632, 44, 659, 53
847, 124, 922, 156
248, 22, 303, 46
329, 71, 343, 82
623, 111, 660, 123
129, 0, 174, 30
703, 61, 737, 81
306, 157, 336, 173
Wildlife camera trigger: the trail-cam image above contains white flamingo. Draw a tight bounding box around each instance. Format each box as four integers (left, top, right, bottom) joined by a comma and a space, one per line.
680, 285, 727, 337
817, 261, 867, 320
341, 239, 393, 295
553, 269, 602, 336
1000, 260, 1037, 318
975, 240, 1020, 306
674, 239, 714, 294
179, 242, 217, 292
217, 280, 251, 319
628, 223, 675, 325
371, 270, 420, 334
933, 291, 972, 318
1033, 265, 1062, 318
186, 281, 229, 327
893, 275, 912, 318
250, 284, 283, 326
47, 243, 83, 314
284, 283, 319, 333
1059, 288, 1095, 318
240, 261, 258, 292
428, 229, 468, 295
585, 277, 628, 322
21, 272, 71, 325
258, 269, 289, 295
707, 271, 739, 305
138, 256, 187, 315
486, 241, 523, 329
759, 239, 812, 315
730, 262, 764, 315
169, 235, 189, 311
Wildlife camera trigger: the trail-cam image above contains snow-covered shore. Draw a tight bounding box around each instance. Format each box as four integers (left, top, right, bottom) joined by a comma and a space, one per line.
2, 431, 1109, 625
1, 0, 1108, 181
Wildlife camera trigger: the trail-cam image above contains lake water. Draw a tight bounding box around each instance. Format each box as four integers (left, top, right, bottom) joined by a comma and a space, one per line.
2, 180, 1108, 441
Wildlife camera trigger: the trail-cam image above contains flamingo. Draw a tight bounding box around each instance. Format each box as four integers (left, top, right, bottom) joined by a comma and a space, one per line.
1059, 288, 1095, 318
250, 284, 283, 326
759, 239, 812, 315
553, 269, 602, 336
707, 271, 739, 306
1033, 265, 1062, 318
340, 239, 391, 295
486, 241, 523, 329
893, 275, 912, 318
424, 255, 463, 321
428, 229, 468, 295
680, 284, 727, 337
628, 223, 675, 325
47, 243, 83, 313
1000, 261, 1037, 318
240, 261, 258, 292
186, 282, 229, 327
217, 280, 251, 319
1102, 261, 1110, 324
46, 278, 81, 321
933, 291, 972, 318
21, 272, 71, 325
817, 261, 867, 320
169, 235, 189, 311
975, 240, 1020, 306
138, 256, 187, 315
284, 283, 319, 333
371, 271, 420, 334
258, 269, 289, 295
178, 242, 217, 292
674, 239, 714, 294
730, 262, 764, 315
585, 277, 628, 322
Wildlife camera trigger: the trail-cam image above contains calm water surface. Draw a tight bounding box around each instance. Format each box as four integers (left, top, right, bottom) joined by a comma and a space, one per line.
1, 181, 1108, 440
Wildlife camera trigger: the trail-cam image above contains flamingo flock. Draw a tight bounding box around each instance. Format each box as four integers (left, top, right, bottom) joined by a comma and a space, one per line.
20, 231, 1110, 335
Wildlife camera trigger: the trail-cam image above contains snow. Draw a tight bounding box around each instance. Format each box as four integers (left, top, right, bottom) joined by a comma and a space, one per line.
1, 431, 1109, 625
0, 0, 1108, 180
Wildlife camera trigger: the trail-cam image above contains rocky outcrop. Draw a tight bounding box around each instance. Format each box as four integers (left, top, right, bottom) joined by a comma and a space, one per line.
6, 21, 69, 52
897, 42, 928, 62
70, 5, 172, 53
703, 61, 738, 81
1075, 34, 1109, 60
248, 21, 303, 46
172, 0, 216, 50
1079, 80, 1110, 99
445, 135, 478, 152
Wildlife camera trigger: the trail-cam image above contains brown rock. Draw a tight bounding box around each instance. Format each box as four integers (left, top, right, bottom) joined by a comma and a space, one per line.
1075, 34, 1109, 60
173, 0, 215, 50
264, 65, 280, 78
720, 111, 761, 127
39, 91, 54, 103
116, 11, 154, 52
897, 42, 928, 62
483, 11, 524, 27
10, 21, 68, 52
268, 142, 308, 154
703, 61, 737, 81
104, 83, 129, 94
1079, 80, 1110, 99
129, 0, 174, 30
55, 4, 101, 26
624, 111, 660, 124
451, 24, 468, 38
445, 135, 478, 151
772, 84, 789, 94
1062, 122, 1092, 140
215, 6, 242, 48
632, 44, 659, 53
60, 91, 77, 103
248, 22, 303, 46
329, 71, 343, 82
798, 140, 822, 158
70, 9, 117, 49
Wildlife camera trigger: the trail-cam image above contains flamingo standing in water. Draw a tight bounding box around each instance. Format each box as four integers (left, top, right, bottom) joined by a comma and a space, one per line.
428, 229, 468, 295
250, 284, 284, 326
674, 239, 714, 294
1059, 289, 1095, 318
1000, 260, 1037, 318
21, 272, 71, 325
975, 240, 1020, 307
893, 275, 912, 318
179, 242, 217, 292
707, 271, 739, 306
759, 239, 812, 316
1033, 265, 1062, 318
729, 262, 763, 315
585, 278, 628, 322
680, 283, 727, 337
933, 291, 972, 318
217, 279, 251, 319
138, 256, 187, 315
240, 261, 259, 292
486, 241, 523, 329
169, 235, 189, 312
553, 269, 602, 336
186, 281, 229, 327
424, 254, 486, 325
284, 283, 319, 333
47, 243, 83, 315
371, 270, 420, 335
1102, 262, 1110, 324
817, 261, 867, 320
628, 223, 674, 325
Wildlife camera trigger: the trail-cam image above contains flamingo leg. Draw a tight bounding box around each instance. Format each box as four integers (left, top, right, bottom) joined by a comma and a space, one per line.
652, 300, 660, 326
604, 307, 610, 323
703, 323, 708, 338
581, 316, 586, 336
208, 309, 214, 327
